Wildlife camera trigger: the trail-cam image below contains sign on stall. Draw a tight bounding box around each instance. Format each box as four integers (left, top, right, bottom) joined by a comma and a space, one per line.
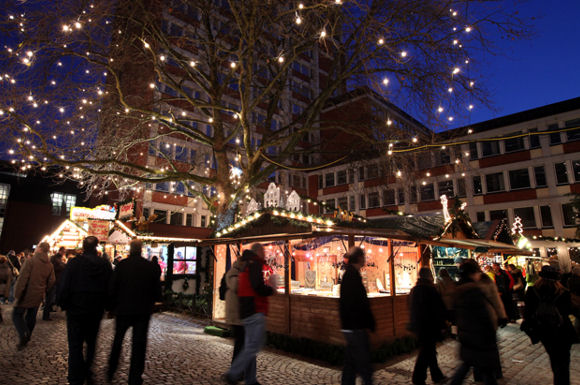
88, 219, 110, 242
70, 205, 117, 221
117, 199, 135, 221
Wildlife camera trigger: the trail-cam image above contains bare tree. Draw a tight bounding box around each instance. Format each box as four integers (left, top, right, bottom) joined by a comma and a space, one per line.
0, 0, 529, 226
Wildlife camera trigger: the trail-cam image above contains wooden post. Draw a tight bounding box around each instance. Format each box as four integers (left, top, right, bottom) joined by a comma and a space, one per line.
419, 244, 431, 268
284, 240, 290, 295
388, 239, 397, 336
348, 234, 355, 249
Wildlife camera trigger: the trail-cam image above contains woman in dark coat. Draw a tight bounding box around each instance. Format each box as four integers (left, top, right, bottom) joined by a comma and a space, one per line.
522, 266, 579, 385
450, 260, 498, 385
409, 268, 447, 385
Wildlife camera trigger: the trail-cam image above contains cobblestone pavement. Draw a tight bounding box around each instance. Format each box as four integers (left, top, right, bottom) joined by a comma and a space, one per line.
0, 306, 578, 384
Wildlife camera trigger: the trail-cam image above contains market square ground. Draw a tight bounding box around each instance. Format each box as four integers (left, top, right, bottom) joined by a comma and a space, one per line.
0, 309, 578, 384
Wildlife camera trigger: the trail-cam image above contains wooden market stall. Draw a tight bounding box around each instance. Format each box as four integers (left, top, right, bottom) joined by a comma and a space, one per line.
210, 209, 423, 347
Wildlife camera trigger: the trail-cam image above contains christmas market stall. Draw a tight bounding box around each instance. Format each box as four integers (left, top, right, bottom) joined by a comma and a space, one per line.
209, 185, 422, 347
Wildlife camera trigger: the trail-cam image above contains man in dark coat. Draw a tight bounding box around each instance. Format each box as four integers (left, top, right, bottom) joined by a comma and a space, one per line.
409, 268, 447, 385
43, 247, 66, 320
451, 260, 498, 385
339, 247, 375, 385
57, 236, 112, 385
493, 263, 517, 321
107, 239, 161, 385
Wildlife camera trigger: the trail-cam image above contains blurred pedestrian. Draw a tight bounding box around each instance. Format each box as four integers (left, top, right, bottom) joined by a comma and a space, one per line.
57, 236, 112, 385
151, 256, 162, 278
410, 267, 447, 385
450, 260, 498, 385
568, 265, 580, 336
225, 252, 247, 363
339, 246, 375, 385
522, 266, 579, 385
223, 243, 276, 385
436, 268, 456, 319
6, 250, 20, 302
43, 247, 66, 320
107, 239, 161, 385
0, 255, 13, 322
12, 242, 55, 350
493, 263, 517, 322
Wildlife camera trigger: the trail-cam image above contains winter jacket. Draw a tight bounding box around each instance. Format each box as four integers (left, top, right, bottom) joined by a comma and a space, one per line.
109, 254, 162, 316
494, 270, 511, 294
50, 254, 67, 283
238, 250, 274, 319
454, 280, 497, 366
478, 274, 507, 330
14, 249, 55, 308
436, 275, 456, 312
0, 262, 12, 297
57, 250, 112, 315
225, 259, 247, 325
409, 279, 447, 342
8, 253, 21, 273
339, 264, 376, 331
523, 284, 579, 344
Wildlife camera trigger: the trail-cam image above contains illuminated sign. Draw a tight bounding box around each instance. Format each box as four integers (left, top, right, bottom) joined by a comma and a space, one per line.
70, 205, 117, 221
117, 200, 135, 221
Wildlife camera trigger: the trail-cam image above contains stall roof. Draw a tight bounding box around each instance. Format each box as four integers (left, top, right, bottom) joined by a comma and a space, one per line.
115, 220, 207, 244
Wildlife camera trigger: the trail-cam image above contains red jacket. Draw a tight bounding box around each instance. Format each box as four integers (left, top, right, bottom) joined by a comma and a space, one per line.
237, 251, 274, 318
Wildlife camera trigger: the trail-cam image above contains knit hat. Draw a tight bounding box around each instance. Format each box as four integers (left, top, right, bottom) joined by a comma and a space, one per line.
539, 265, 560, 281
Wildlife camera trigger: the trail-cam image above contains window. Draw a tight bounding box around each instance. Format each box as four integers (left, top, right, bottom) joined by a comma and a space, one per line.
476, 212, 485, 222
367, 165, 379, 179
359, 194, 366, 209
486, 172, 505, 193
185, 213, 193, 227
514, 207, 536, 228
348, 169, 354, 184
325, 173, 335, 187
50, 192, 76, 216
438, 181, 454, 197
549, 124, 561, 145
368, 192, 380, 208
155, 182, 169, 192
337, 170, 347, 185
0, 184, 9, 217
318, 175, 323, 189
574, 160, 580, 182
201, 215, 206, 227
490, 209, 507, 220
562, 203, 576, 226
409, 186, 418, 203
173, 246, 197, 275
504, 132, 524, 152
555, 162, 569, 185
154, 210, 167, 224
420, 183, 435, 201
338, 197, 348, 209
473, 176, 483, 195
142, 207, 150, 220
469, 142, 478, 160
292, 175, 301, 188
540, 206, 553, 228
534, 166, 547, 187
358, 166, 365, 181
529, 128, 540, 149
349, 196, 355, 211
457, 179, 466, 197
509, 169, 530, 190
417, 152, 431, 169
481, 141, 500, 157
437, 150, 451, 165
565, 118, 580, 141
324, 199, 336, 213
397, 189, 405, 204
383, 189, 395, 206
175, 145, 188, 162
170, 212, 183, 226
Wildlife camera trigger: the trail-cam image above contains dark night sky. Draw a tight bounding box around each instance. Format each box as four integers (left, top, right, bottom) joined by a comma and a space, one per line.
450, 0, 580, 129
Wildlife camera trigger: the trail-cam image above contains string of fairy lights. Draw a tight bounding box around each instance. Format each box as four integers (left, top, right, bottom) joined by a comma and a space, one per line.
1, 2, 512, 217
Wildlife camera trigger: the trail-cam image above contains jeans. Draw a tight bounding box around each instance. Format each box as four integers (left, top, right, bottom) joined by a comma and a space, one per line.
108, 314, 151, 385
543, 340, 571, 385
66, 312, 103, 385
232, 324, 245, 364
227, 312, 266, 384
412, 339, 444, 384
42, 285, 56, 320
451, 362, 497, 385
12, 306, 39, 344
342, 330, 373, 385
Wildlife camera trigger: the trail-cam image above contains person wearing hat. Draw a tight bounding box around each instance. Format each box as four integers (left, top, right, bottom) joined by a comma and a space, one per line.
450, 259, 499, 385
522, 265, 579, 385
409, 267, 448, 385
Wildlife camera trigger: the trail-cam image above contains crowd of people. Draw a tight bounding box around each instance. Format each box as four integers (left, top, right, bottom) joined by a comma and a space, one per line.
0, 238, 162, 385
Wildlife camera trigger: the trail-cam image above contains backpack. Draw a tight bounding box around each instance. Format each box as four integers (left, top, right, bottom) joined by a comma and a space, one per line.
218, 272, 228, 301
535, 293, 563, 330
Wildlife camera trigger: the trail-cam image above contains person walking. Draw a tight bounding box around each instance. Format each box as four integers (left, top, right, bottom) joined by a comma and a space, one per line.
451, 260, 498, 385
12, 242, 55, 350
43, 247, 67, 320
410, 267, 447, 385
107, 239, 161, 385
436, 268, 456, 320
225, 253, 247, 363
522, 265, 579, 385
0, 255, 13, 322
6, 250, 20, 302
493, 263, 517, 322
57, 236, 112, 385
224, 244, 275, 385
339, 247, 376, 385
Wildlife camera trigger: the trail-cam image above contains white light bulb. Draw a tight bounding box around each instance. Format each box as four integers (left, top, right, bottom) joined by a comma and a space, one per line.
149, 83, 155, 89
278, 56, 284, 63
160, 55, 166, 61
448, 116, 454, 121
378, 38, 384, 45
230, 62, 237, 68
401, 51, 407, 57
382, 77, 389, 85
387, 119, 392, 126
320, 30, 326, 38
412, 137, 418, 143
437, 106, 444, 113
452, 67, 460, 74
75, 22, 82, 29
448, 87, 453, 93
295, 16, 302, 25
465, 26, 472, 33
